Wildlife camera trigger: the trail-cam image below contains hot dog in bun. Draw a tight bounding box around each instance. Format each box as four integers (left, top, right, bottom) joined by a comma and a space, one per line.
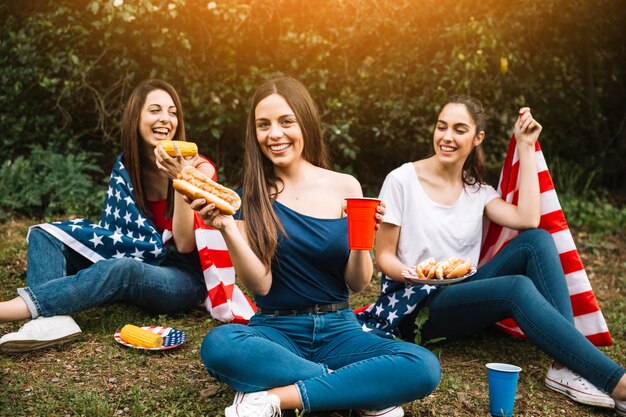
444, 257, 472, 278
416, 257, 437, 280
173, 166, 241, 215
415, 256, 472, 280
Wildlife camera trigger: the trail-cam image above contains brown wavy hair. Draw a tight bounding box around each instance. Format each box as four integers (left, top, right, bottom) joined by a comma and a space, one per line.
120, 79, 186, 218
242, 76, 330, 269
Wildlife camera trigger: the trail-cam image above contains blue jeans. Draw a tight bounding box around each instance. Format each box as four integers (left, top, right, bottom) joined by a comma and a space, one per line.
18, 228, 207, 318
408, 229, 625, 394
201, 309, 441, 412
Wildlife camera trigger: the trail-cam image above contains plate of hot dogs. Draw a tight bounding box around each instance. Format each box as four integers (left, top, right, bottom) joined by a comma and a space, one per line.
401, 256, 476, 285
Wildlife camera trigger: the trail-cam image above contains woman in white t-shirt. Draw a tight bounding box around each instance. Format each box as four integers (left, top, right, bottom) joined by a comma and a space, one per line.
360, 95, 626, 414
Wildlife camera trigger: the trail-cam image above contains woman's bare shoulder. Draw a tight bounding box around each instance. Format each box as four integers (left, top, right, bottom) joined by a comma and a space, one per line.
321, 168, 362, 196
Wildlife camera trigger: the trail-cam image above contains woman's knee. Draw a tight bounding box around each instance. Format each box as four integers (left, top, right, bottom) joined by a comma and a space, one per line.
27, 228, 61, 251
200, 325, 248, 370
401, 344, 442, 397
518, 228, 554, 250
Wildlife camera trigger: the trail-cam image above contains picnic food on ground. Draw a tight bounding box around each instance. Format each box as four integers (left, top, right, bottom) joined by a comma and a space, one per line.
160, 140, 198, 157
415, 256, 472, 280
173, 166, 242, 215
119, 324, 163, 348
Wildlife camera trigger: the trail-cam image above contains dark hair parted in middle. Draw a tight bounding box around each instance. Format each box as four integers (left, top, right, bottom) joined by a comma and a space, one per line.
242, 76, 330, 269
439, 95, 487, 187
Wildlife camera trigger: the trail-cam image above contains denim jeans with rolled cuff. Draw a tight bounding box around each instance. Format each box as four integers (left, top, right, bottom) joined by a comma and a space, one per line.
200, 308, 441, 412
18, 228, 207, 318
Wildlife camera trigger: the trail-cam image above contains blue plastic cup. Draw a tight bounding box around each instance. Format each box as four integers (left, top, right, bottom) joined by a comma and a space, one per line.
486, 363, 522, 416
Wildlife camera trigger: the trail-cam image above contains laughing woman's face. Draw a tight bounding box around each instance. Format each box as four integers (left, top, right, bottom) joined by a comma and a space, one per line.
138, 89, 178, 153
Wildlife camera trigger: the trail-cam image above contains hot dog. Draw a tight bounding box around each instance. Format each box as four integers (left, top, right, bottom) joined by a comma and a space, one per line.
415, 257, 437, 280
172, 166, 241, 215
445, 257, 472, 278
415, 256, 472, 280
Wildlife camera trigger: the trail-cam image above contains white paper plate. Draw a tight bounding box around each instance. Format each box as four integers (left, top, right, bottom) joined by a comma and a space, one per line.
401, 266, 477, 285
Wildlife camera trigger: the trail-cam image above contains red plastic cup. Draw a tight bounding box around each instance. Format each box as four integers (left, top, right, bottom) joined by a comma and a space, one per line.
346, 197, 381, 250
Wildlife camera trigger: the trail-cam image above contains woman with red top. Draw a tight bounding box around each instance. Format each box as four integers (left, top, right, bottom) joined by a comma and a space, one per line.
0, 79, 213, 353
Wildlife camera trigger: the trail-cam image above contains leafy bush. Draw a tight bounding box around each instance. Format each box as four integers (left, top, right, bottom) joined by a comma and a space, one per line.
0, 146, 105, 219
1, 0, 625, 217
549, 157, 625, 237
560, 191, 626, 238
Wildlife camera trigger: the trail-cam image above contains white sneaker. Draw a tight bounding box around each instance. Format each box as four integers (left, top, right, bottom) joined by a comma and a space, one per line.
0, 315, 82, 354
616, 398, 626, 416
544, 365, 615, 408
232, 391, 247, 405
225, 391, 281, 417
357, 405, 404, 417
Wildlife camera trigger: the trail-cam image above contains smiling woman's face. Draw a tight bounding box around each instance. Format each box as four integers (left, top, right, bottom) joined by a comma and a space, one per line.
254, 93, 304, 168
138, 89, 178, 153
433, 103, 483, 164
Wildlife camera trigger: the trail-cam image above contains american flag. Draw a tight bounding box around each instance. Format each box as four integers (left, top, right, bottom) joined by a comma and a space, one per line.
356, 271, 438, 339
357, 136, 612, 347
33, 154, 256, 324
34, 155, 166, 265
480, 136, 612, 346
185, 214, 257, 324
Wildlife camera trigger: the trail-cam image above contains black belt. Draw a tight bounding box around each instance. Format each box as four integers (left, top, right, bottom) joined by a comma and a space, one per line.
259, 301, 350, 316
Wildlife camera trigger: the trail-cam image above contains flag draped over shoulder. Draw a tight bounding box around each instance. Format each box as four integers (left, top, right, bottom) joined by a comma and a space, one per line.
34, 155, 167, 265
480, 136, 612, 346
33, 154, 256, 324
357, 137, 612, 347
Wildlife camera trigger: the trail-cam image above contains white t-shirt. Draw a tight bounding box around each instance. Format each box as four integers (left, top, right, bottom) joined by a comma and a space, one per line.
379, 162, 500, 267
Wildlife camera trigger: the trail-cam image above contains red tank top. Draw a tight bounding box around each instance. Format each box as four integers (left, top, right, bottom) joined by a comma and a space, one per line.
147, 199, 171, 233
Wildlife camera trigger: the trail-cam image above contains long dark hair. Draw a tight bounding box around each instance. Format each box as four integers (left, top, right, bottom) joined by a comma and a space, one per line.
242, 76, 330, 269
120, 79, 186, 218
438, 95, 487, 187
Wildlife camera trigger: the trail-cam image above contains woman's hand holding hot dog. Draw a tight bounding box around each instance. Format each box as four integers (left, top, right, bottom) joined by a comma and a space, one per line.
189, 198, 235, 232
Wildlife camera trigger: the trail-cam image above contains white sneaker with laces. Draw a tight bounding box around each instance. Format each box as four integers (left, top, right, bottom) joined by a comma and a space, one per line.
0, 315, 82, 354
544, 365, 615, 408
357, 405, 404, 417
225, 391, 281, 417
232, 391, 247, 405
616, 398, 626, 416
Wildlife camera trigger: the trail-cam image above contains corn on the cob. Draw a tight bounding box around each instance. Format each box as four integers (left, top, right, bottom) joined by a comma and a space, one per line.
120, 324, 163, 348
160, 140, 198, 157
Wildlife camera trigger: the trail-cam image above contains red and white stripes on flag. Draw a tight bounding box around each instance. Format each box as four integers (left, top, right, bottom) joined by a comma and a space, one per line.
192, 213, 256, 324
479, 136, 612, 346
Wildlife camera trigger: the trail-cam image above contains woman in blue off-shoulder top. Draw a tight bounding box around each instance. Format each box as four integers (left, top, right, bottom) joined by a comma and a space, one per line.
187, 76, 440, 417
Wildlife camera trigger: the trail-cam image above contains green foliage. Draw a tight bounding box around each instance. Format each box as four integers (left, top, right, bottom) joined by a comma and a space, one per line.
0, 146, 105, 219
560, 191, 626, 238
1, 0, 625, 219
549, 155, 625, 237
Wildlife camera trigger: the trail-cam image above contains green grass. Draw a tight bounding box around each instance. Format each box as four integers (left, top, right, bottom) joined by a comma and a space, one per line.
1, 217, 625, 417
